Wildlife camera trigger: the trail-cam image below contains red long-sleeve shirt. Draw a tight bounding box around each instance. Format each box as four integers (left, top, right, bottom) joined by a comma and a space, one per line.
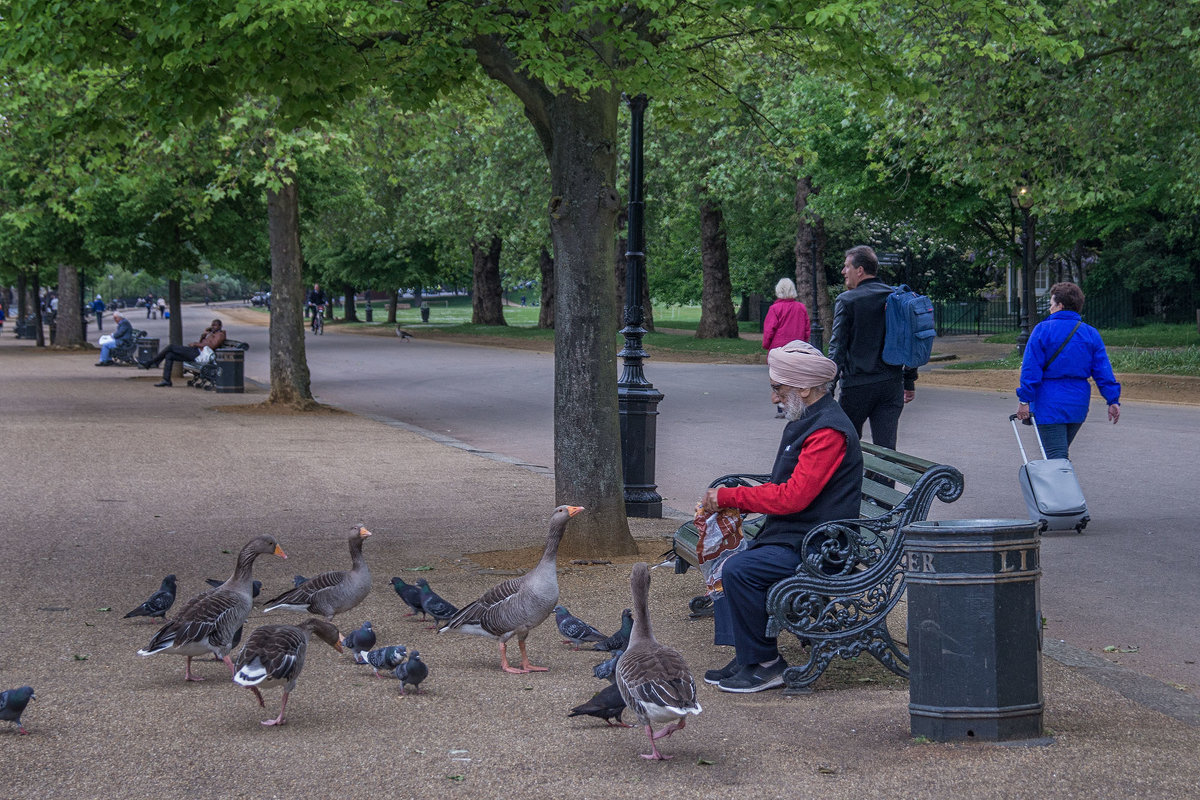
716, 428, 847, 515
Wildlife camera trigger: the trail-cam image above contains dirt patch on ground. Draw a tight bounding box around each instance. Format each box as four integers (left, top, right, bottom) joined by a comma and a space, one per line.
921, 366, 1200, 405
467, 539, 667, 571
215, 401, 351, 416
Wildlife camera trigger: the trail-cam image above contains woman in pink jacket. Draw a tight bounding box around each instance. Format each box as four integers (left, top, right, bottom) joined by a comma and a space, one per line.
762, 278, 811, 417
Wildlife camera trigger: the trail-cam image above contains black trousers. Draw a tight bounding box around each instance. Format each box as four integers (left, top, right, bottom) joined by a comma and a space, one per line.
147, 344, 200, 381
838, 378, 904, 449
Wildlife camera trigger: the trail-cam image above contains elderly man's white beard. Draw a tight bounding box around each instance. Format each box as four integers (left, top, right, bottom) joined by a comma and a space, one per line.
782, 393, 809, 421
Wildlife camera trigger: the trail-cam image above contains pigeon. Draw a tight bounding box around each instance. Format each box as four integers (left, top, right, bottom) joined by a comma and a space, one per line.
616, 563, 702, 760
391, 577, 425, 618
568, 682, 629, 727
592, 608, 634, 652
207, 578, 262, 598
393, 650, 428, 695
395, 328, 413, 340
593, 649, 624, 682
554, 604, 607, 648
0, 686, 36, 735
123, 575, 177, 620
364, 645, 407, 678
415, 579, 459, 630
340, 621, 376, 662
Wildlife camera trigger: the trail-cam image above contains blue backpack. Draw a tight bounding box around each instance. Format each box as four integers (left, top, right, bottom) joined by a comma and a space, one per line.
882, 285, 935, 367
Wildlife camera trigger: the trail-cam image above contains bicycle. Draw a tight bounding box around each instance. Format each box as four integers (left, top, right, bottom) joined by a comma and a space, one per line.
310, 304, 324, 335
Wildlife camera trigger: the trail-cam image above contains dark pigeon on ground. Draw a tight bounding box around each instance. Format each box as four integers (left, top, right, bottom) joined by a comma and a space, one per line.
390, 577, 425, 618
0, 686, 36, 735
554, 604, 607, 649
593, 649, 624, 682
365, 645, 407, 678
394, 650, 428, 695
123, 575, 177, 620
592, 608, 634, 652
340, 621, 376, 661
416, 579, 458, 630
207, 578, 262, 598
568, 682, 629, 727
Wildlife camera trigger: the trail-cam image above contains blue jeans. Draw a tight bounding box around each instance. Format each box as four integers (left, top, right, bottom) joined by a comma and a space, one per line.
99, 341, 119, 363
1037, 422, 1083, 460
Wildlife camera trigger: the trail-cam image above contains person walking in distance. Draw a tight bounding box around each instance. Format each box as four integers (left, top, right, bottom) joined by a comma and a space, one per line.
762, 278, 811, 418
827, 245, 917, 449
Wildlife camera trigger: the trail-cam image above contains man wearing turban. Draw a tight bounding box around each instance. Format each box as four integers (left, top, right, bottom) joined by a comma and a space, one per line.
698, 340, 864, 693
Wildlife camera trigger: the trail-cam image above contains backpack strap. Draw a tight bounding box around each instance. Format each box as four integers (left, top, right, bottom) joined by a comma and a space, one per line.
1043, 320, 1082, 371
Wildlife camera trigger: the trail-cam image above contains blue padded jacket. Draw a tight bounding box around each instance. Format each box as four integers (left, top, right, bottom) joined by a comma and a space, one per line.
1017, 310, 1120, 424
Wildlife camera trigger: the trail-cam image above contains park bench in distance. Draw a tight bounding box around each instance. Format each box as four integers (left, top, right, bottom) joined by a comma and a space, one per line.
672, 443, 964, 695
182, 339, 249, 390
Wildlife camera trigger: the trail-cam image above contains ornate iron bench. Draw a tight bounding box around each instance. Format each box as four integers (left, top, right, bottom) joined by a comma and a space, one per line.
671, 443, 964, 695
106, 328, 148, 366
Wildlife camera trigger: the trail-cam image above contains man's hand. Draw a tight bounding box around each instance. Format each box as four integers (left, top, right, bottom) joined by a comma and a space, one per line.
700, 488, 722, 514
903, 389, 915, 404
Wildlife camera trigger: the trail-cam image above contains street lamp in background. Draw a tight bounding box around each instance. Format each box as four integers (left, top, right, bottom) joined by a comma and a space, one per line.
107, 273, 114, 305
617, 93, 663, 518
1011, 185, 1036, 354
204, 274, 210, 306
809, 234, 824, 352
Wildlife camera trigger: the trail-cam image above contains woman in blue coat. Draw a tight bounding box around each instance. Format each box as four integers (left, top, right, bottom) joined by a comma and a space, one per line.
1014, 282, 1121, 459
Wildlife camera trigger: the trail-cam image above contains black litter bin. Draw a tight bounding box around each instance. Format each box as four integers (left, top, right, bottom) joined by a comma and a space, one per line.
213, 347, 245, 394
905, 518, 1043, 742
136, 337, 159, 364
420, 303, 430, 323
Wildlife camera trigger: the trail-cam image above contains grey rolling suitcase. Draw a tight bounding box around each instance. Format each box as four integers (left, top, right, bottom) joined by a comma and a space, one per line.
1010, 414, 1089, 533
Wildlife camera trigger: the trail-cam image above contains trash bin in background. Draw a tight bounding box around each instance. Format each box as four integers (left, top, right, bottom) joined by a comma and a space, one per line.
136, 337, 159, 364
213, 346, 245, 394
904, 518, 1044, 742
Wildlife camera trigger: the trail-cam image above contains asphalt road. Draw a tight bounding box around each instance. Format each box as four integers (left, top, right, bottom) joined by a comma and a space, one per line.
157, 306, 1200, 699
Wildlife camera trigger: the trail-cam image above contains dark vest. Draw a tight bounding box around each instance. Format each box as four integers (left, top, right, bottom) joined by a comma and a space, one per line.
750, 393, 863, 550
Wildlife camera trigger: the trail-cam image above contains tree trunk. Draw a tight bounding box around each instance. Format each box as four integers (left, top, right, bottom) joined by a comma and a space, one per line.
342, 283, 358, 322
388, 289, 398, 324
794, 176, 832, 349
17, 272, 28, 330
32, 271, 45, 347
53, 265, 85, 347
266, 179, 316, 408
475, 37, 635, 556
470, 234, 507, 325
695, 199, 739, 339
537, 244, 554, 329
614, 234, 655, 333
166, 278, 183, 378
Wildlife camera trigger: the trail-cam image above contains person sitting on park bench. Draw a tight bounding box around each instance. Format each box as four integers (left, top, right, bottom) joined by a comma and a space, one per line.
95, 310, 134, 366
698, 339, 863, 693
140, 319, 226, 387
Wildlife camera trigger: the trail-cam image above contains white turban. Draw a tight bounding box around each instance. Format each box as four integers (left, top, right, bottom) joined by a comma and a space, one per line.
768, 340, 837, 389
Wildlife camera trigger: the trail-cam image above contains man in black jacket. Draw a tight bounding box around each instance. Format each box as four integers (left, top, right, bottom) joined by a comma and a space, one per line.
827, 245, 918, 450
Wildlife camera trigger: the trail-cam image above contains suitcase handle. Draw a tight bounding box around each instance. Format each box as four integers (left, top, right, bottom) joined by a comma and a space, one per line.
1009, 413, 1048, 463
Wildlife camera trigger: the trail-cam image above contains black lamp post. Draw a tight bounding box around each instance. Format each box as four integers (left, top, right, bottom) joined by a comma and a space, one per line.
617, 94, 663, 518
809, 234, 823, 352
1012, 185, 1036, 354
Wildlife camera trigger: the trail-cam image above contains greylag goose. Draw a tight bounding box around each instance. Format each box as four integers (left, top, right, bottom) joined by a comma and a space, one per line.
232, 618, 342, 726
262, 526, 372, 620
123, 574, 177, 620
0, 686, 36, 735
439, 505, 583, 673
138, 535, 286, 682
615, 562, 702, 760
